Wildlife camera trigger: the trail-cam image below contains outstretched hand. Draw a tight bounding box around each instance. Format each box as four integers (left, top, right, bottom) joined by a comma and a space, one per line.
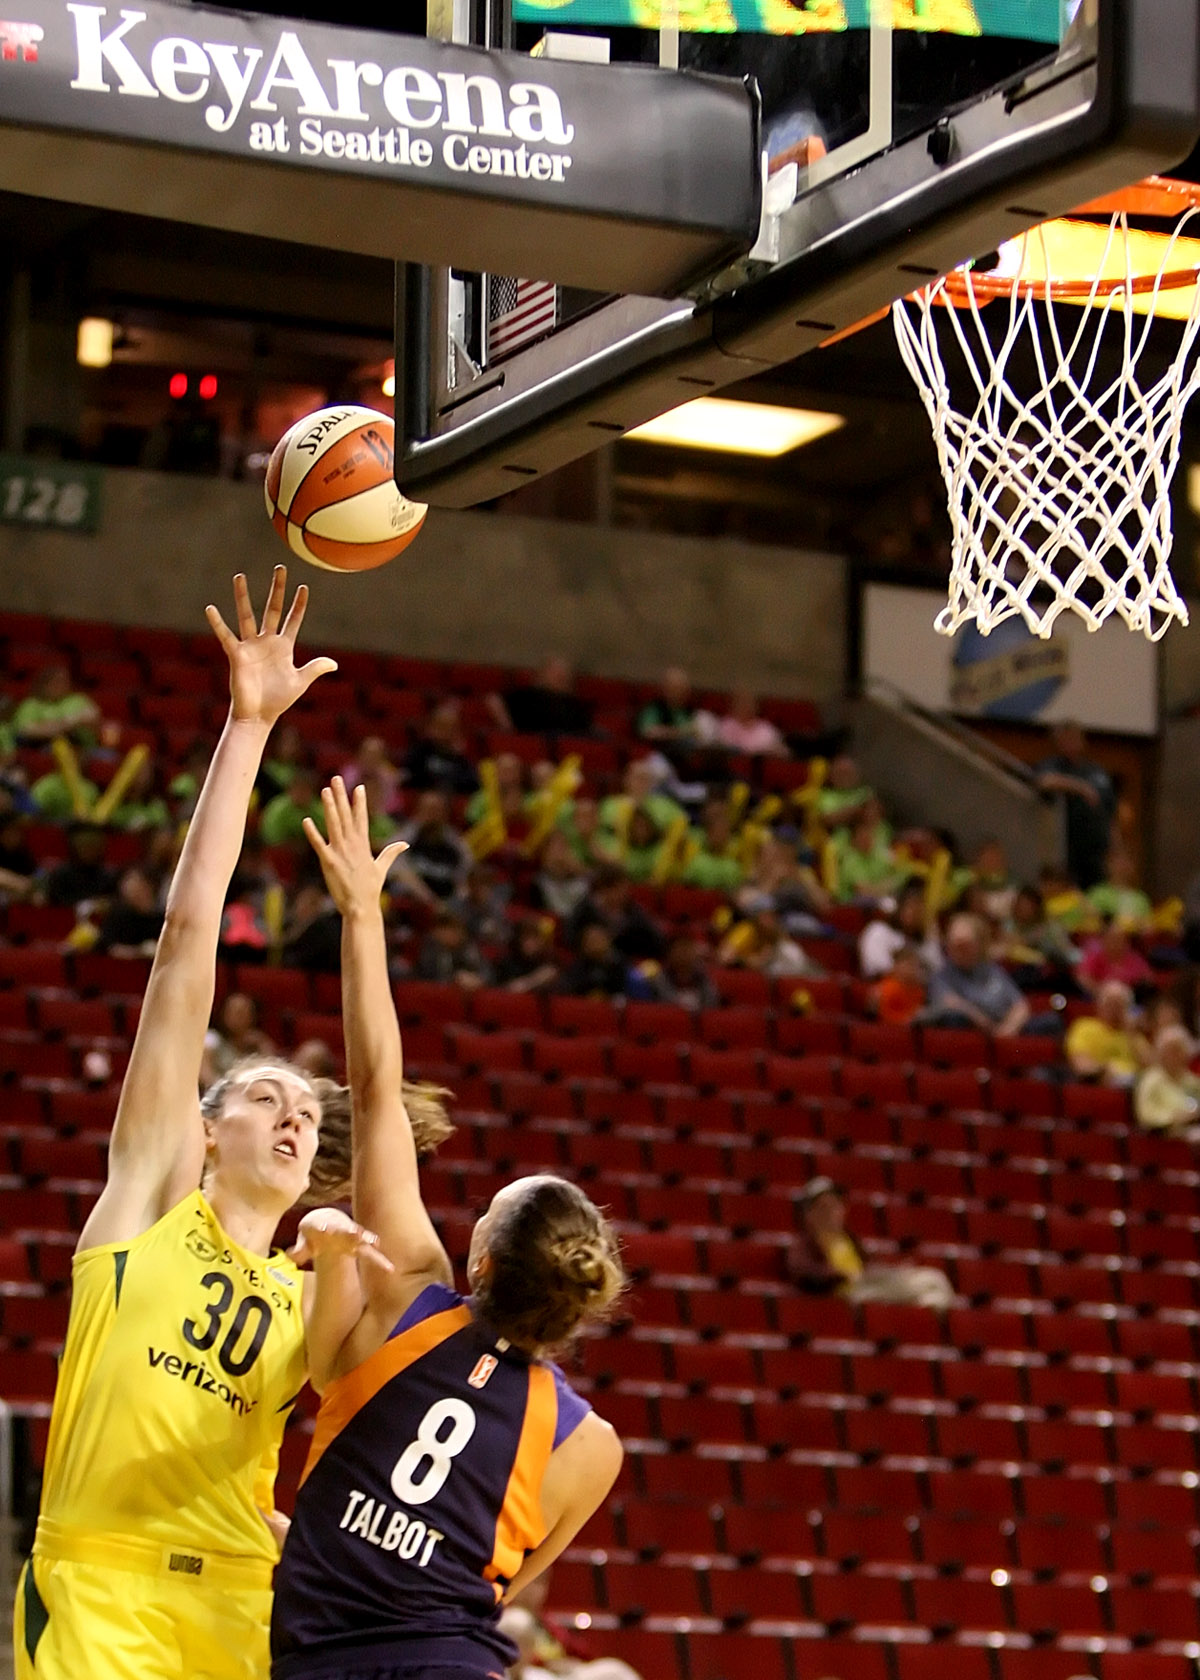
206, 566, 337, 729
289, 1207, 394, 1274
303, 777, 409, 915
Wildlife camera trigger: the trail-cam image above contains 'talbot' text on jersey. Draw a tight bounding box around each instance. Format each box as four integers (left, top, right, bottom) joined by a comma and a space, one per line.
66, 7, 576, 180
339, 1489, 446, 1568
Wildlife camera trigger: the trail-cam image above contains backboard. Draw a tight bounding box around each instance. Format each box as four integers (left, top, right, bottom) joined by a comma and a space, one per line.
395, 0, 1200, 506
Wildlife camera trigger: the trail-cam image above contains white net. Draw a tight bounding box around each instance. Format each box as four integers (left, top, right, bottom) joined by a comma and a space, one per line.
893, 208, 1200, 642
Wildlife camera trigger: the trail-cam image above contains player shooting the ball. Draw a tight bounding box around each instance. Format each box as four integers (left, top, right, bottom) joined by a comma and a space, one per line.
13, 569, 447, 1680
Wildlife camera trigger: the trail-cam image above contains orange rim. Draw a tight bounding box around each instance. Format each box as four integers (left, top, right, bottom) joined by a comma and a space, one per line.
936, 173, 1200, 305
819, 175, 1200, 338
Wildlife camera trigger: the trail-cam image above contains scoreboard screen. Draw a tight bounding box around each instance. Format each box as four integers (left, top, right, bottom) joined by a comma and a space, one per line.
511, 0, 1069, 40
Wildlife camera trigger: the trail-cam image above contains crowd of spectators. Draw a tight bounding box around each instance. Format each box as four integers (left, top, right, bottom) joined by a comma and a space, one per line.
1, 652, 1198, 1134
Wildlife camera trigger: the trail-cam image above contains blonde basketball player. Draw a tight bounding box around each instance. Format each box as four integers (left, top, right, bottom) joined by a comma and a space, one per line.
12, 568, 391, 1680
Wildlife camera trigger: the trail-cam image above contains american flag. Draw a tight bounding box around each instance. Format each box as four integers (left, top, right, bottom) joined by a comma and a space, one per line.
487, 275, 557, 361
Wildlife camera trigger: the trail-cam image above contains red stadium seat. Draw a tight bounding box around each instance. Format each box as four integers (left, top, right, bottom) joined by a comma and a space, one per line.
810, 1572, 910, 1629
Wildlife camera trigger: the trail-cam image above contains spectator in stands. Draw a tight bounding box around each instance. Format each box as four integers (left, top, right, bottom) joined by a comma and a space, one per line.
719, 908, 821, 977
1088, 847, 1153, 930
293, 1037, 338, 1080
494, 915, 561, 995
281, 880, 342, 972
97, 865, 165, 958
1035, 723, 1116, 889
12, 662, 101, 746
599, 759, 686, 845
110, 753, 171, 832
560, 922, 629, 998
734, 834, 831, 932
32, 756, 100, 823
200, 990, 275, 1087
1135, 1025, 1200, 1133
404, 700, 480, 795
559, 794, 619, 870
1064, 979, 1148, 1086
169, 737, 210, 819
259, 765, 325, 848
788, 1177, 953, 1307
683, 798, 744, 892
531, 830, 592, 920
501, 1572, 643, 1680
637, 666, 696, 747
256, 720, 306, 802
706, 690, 788, 757
643, 933, 718, 1010
829, 805, 904, 906
395, 790, 473, 900
568, 864, 663, 962
925, 912, 1031, 1036
817, 754, 875, 829
859, 880, 940, 978
489, 657, 594, 737
415, 908, 490, 989
1076, 915, 1155, 997
969, 838, 1017, 923
465, 752, 530, 837
0, 801, 37, 898
340, 734, 404, 815
997, 883, 1080, 989
448, 862, 510, 946
42, 822, 114, 908
872, 942, 927, 1025
1039, 862, 1098, 935
616, 806, 670, 884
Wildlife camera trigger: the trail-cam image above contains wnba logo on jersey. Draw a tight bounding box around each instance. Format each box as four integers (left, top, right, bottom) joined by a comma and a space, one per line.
468, 1354, 498, 1390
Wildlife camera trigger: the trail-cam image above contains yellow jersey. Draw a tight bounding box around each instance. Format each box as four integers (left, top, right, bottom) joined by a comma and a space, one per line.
38, 1192, 306, 1564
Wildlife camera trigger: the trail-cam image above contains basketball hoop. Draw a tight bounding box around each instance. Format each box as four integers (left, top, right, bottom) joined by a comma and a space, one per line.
892, 176, 1200, 642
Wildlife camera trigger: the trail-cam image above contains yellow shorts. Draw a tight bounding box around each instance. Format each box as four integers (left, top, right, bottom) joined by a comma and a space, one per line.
14, 1527, 274, 1680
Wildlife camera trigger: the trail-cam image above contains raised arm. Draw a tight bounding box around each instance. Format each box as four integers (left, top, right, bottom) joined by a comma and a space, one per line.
79, 569, 335, 1251
304, 780, 452, 1331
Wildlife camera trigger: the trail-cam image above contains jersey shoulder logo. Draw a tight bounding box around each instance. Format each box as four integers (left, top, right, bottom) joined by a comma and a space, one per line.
185, 1228, 221, 1263
468, 1354, 499, 1390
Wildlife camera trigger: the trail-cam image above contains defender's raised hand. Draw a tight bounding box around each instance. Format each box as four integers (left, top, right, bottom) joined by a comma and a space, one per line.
205, 566, 337, 729
303, 777, 408, 915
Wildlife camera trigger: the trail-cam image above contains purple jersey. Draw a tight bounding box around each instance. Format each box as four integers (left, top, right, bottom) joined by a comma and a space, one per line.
270, 1285, 590, 1680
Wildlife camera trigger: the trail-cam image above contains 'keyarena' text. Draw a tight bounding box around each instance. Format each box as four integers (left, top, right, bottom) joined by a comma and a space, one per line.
282, 119, 571, 179
66, 6, 578, 171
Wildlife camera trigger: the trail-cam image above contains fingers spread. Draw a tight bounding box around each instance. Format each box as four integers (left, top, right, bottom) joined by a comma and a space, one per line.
331, 775, 355, 833
322, 782, 345, 849
205, 604, 238, 657
261, 565, 288, 636
232, 574, 257, 641
301, 816, 326, 855
280, 579, 310, 645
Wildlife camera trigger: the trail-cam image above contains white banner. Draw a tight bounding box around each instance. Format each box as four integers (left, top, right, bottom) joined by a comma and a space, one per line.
863, 583, 1159, 736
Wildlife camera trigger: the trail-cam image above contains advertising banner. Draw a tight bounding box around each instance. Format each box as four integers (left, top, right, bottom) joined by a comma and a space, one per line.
863, 583, 1159, 736
0, 1, 761, 295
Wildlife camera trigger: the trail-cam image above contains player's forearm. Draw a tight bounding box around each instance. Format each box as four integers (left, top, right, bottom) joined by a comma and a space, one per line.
164, 715, 269, 932
305, 1253, 367, 1392
341, 901, 406, 1106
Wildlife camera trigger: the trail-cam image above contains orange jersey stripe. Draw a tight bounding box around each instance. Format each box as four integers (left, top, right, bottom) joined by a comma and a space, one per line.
302, 1304, 473, 1485
483, 1362, 557, 1594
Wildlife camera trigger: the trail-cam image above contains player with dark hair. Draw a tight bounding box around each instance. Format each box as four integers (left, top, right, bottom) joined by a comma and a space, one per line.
270, 778, 625, 1680
13, 572, 402, 1680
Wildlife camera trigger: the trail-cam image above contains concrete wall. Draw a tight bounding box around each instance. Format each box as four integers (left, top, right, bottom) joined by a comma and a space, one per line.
0, 468, 846, 698
849, 695, 1061, 881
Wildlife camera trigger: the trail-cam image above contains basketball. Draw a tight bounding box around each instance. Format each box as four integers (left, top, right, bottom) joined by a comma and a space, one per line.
264, 406, 427, 572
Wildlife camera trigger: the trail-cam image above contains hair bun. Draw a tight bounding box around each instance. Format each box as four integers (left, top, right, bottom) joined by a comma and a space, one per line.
558, 1241, 605, 1293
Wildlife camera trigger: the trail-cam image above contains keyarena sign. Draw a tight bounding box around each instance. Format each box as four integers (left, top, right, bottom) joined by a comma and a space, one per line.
0, 2, 761, 295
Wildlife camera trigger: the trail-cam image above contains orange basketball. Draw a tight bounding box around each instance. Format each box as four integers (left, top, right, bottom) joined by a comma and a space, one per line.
264, 406, 427, 572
